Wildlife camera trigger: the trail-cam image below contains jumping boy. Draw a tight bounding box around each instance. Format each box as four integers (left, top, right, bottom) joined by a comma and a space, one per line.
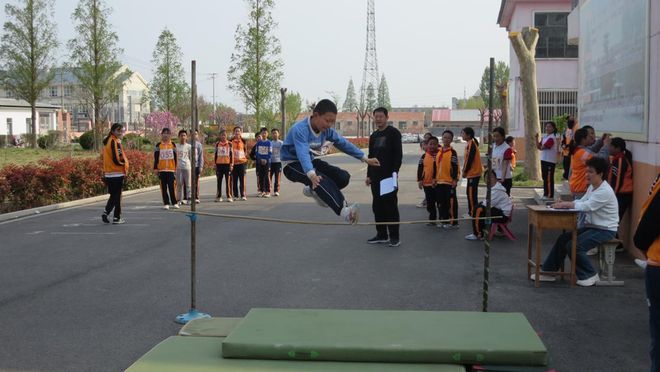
214, 129, 233, 202
281, 99, 380, 224
154, 127, 179, 210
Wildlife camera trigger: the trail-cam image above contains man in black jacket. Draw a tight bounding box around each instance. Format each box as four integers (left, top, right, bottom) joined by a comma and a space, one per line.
366, 107, 403, 247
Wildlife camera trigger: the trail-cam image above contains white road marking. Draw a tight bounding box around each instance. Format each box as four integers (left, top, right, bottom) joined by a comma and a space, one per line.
26, 231, 45, 235
51, 232, 118, 235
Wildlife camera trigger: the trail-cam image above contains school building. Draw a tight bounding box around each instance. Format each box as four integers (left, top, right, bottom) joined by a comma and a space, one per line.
295, 111, 426, 136
498, 0, 660, 253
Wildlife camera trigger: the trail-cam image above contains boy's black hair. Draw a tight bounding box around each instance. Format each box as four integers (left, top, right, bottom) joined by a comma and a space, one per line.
423, 132, 433, 138
582, 125, 594, 131
373, 107, 388, 116
505, 136, 515, 145
427, 136, 439, 144
442, 130, 454, 138
271, 128, 279, 133
259, 127, 268, 134
313, 99, 338, 115
161, 127, 171, 134
493, 126, 506, 137
178, 129, 187, 136
586, 156, 609, 177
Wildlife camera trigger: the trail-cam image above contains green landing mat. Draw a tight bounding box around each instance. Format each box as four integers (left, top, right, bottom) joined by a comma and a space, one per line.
222, 309, 548, 366
178, 317, 243, 337
126, 336, 465, 372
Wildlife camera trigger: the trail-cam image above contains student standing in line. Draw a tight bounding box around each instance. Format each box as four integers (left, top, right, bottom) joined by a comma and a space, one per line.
535, 121, 559, 200
568, 128, 594, 199
214, 129, 233, 202
175, 130, 192, 205
436, 130, 459, 229
231, 126, 248, 200
270, 128, 283, 196
192, 130, 204, 203
492, 127, 514, 196
561, 117, 577, 180
461, 127, 482, 217
255, 127, 273, 197
102, 123, 129, 224
418, 136, 440, 226
154, 128, 179, 210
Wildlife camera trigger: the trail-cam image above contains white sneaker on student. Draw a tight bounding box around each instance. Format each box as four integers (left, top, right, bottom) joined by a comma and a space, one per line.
227, 197, 234, 202
241, 196, 247, 201
529, 273, 556, 282
195, 199, 200, 204
303, 185, 327, 207
162, 205, 170, 210
257, 192, 264, 197
465, 233, 480, 241
263, 193, 271, 198
341, 203, 360, 224
635, 258, 648, 270
274, 192, 280, 196
576, 274, 600, 287
216, 197, 223, 202
172, 204, 181, 209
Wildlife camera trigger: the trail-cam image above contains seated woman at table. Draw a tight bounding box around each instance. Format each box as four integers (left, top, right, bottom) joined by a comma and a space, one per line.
533, 156, 619, 287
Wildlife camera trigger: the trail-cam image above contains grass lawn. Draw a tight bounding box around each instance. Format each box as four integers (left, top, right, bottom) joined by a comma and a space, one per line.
0, 146, 99, 167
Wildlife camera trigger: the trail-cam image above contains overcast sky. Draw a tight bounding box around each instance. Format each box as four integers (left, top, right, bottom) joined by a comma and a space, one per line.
2, 0, 510, 112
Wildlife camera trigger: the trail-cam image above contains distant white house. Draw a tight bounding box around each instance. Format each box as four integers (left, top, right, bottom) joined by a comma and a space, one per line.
0, 98, 59, 139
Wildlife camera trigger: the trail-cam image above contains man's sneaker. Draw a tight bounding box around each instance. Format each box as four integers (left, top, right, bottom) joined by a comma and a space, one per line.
195, 199, 200, 204
241, 196, 247, 201
443, 224, 459, 230
274, 192, 280, 196
586, 247, 599, 256
416, 199, 427, 208
227, 197, 234, 202
112, 218, 126, 225
635, 258, 648, 270
172, 204, 181, 209
576, 274, 600, 287
215, 197, 222, 202
465, 233, 481, 241
530, 273, 556, 282
102, 213, 110, 224
257, 192, 264, 197
163, 205, 170, 210
389, 239, 401, 247
182, 200, 189, 205
303, 185, 327, 207
367, 236, 389, 244
263, 193, 271, 198
341, 203, 359, 224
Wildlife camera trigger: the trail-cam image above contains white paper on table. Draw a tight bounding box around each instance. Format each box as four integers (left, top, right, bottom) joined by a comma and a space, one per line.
380, 172, 398, 196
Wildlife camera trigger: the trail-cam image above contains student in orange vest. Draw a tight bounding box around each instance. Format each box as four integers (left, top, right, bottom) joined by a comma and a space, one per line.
535, 121, 559, 200
436, 130, 460, 229
102, 123, 129, 224
568, 128, 594, 199
634, 173, 660, 371
461, 127, 482, 217
561, 117, 577, 180
214, 129, 233, 202
417, 136, 439, 225
607, 137, 634, 222
231, 126, 248, 200
154, 127, 179, 210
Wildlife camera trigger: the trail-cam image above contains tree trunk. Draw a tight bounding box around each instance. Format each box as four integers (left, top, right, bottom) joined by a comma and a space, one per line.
509, 27, 541, 181
30, 104, 37, 148
498, 81, 509, 133
94, 102, 101, 151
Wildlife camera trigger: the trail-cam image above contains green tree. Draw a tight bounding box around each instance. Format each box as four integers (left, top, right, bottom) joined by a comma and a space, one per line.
479, 61, 509, 109
456, 96, 485, 110
0, 0, 59, 148
284, 91, 302, 127
377, 73, 391, 110
342, 78, 357, 112
227, 0, 283, 128
68, 0, 130, 150
150, 28, 189, 116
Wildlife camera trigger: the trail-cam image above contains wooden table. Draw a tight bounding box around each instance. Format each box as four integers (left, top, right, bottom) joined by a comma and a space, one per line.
527, 205, 579, 287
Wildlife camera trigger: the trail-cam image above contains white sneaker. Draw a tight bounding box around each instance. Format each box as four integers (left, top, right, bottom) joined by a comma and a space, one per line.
586, 247, 599, 256
257, 192, 264, 197
340, 203, 360, 224
215, 197, 223, 202
465, 233, 480, 241
443, 224, 459, 230
576, 274, 600, 287
263, 193, 271, 198
172, 204, 181, 209
195, 199, 200, 204
241, 196, 247, 201
162, 205, 170, 210
635, 259, 648, 270
529, 273, 556, 282
227, 197, 234, 202
416, 200, 427, 208
303, 185, 327, 207
274, 192, 280, 196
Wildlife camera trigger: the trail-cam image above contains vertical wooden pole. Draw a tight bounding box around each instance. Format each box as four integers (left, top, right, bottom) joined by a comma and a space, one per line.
482, 57, 495, 313
190, 60, 197, 311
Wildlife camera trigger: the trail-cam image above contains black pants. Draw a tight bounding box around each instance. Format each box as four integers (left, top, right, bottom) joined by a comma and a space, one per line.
216, 164, 232, 198
466, 176, 480, 216
541, 161, 556, 198
562, 155, 571, 180
104, 176, 124, 219
283, 159, 350, 215
616, 193, 633, 220
472, 205, 507, 237
647, 265, 660, 372
270, 162, 282, 193
159, 172, 177, 205
370, 182, 400, 239
437, 184, 458, 225
423, 186, 439, 221
257, 162, 271, 193
232, 163, 247, 198
502, 178, 513, 196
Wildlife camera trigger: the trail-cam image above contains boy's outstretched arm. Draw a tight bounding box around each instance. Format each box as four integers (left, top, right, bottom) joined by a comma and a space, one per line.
328, 129, 379, 166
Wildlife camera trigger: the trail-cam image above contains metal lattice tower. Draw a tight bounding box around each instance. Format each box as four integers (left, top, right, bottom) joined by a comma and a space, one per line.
359, 0, 379, 111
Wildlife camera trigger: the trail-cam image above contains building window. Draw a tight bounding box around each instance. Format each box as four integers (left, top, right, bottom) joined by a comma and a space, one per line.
412, 121, 418, 126
399, 121, 407, 130
6, 118, 13, 136
64, 85, 73, 97
387, 121, 393, 126
534, 12, 578, 58
424, 122, 429, 128
347, 121, 352, 126
538, 90, 578, 123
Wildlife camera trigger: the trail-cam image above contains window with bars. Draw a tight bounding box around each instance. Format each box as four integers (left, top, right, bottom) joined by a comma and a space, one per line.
49, 86, 58, 97
399, 121, 407, 130
538, 90, 578, 123
534, 12, 578, 58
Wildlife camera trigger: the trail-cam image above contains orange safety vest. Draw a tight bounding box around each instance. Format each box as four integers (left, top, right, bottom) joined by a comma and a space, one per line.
608, 152, 633, 194
154, 141, 177, 172
102, 134, 129, 176
569, 147, 593, 194
232, 138, 247, 164
215, 141, 233, 165
463, 139, 482, 179
435, 146, 459, 185
418, 152, 437, 186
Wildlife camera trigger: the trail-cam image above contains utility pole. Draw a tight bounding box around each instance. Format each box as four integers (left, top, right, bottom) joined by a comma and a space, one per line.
207, 73, 218, 126
280, 88, 287, 135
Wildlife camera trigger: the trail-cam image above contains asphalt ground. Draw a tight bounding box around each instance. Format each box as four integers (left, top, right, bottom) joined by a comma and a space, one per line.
0, 144, 650, 371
